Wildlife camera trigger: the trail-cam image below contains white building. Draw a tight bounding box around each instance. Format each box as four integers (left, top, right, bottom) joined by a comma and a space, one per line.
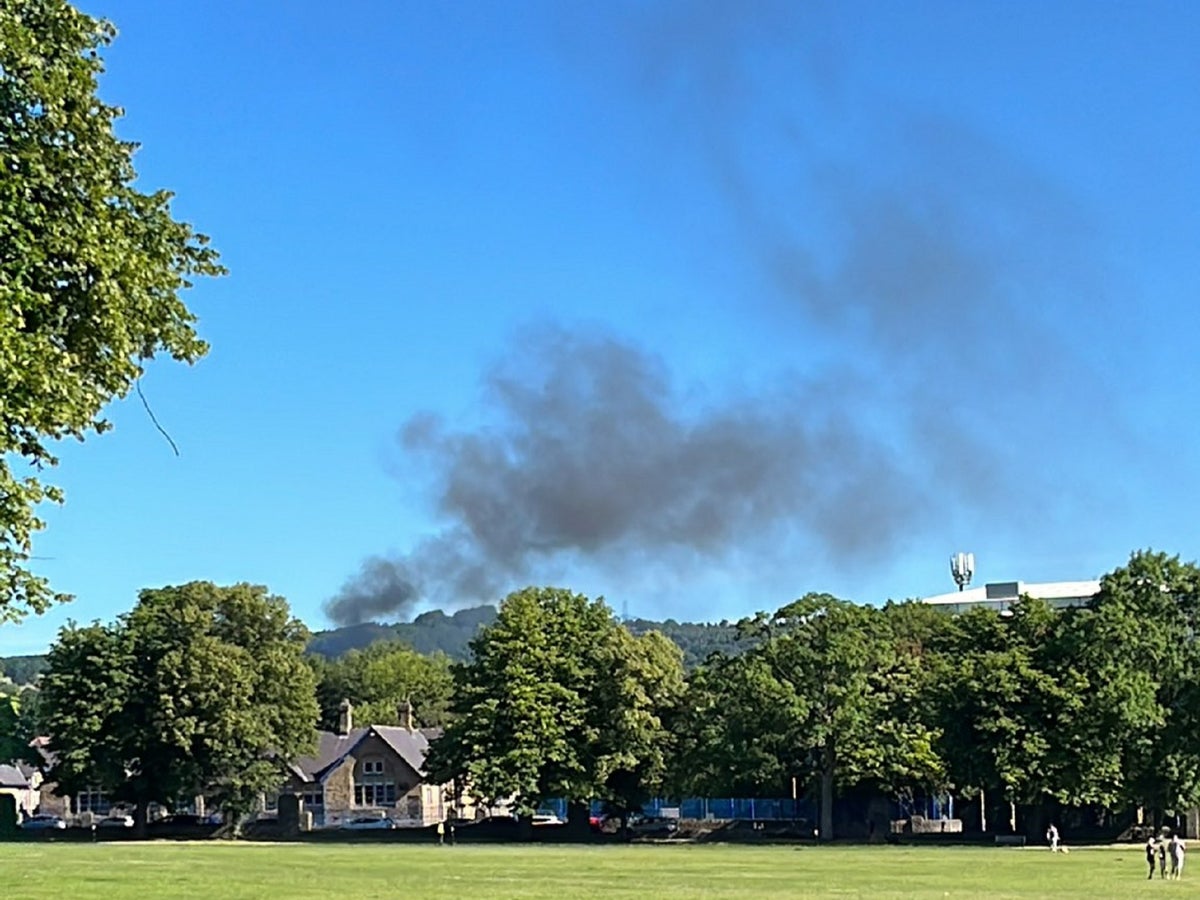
920, 579, 1100, 615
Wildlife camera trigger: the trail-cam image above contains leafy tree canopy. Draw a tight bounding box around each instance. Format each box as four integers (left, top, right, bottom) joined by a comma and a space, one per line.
0, 0, 223, 621
39, 582, 316, 832
426, 586, 684, 820
675, 595, 947, 839
309, 640, 454, 731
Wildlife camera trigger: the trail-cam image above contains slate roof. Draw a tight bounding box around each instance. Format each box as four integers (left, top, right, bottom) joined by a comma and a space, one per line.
290, 725, 441, 784
0, 763, 33, 788
372, 726, 431, 777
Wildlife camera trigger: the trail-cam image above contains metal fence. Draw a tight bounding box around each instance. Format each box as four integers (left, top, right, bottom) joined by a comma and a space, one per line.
576, 797, 818, 821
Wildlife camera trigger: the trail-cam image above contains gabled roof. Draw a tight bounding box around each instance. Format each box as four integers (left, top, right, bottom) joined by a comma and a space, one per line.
290, 728, 364, 782
290, 725, 440, 784
0, 763, 33, 789
372, 726, 431, 777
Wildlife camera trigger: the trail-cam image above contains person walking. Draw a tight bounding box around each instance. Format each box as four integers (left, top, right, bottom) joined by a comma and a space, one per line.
1170, 834, 1186, 879
436, 820, 445, 846
1046, 824, 1060, 852
1147, 835, 1159, 879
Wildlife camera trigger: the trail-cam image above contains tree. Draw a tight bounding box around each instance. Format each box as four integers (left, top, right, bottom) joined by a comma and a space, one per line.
932, 599, 1088, 830
37, 620, 141, 809
675, 594, 946, 840
310, 640, 455, 731
0, 1, 223, 622
39, 582, 316, 834
672, 649, 809, 798
0, 691, 38, 763
588, 628, 685, 819
426, 586, 684, 828
1068, 551, 1200, 819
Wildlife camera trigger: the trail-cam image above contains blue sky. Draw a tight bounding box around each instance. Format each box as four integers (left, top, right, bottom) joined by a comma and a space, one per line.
7, 0, 1200, 653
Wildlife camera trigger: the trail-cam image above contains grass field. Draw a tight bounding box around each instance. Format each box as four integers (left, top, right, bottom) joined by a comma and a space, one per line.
0, 842, 1189, 898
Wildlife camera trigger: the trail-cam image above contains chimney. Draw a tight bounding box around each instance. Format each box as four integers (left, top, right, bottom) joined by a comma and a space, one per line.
338, 699, 354, 736
398, 698, 414, 732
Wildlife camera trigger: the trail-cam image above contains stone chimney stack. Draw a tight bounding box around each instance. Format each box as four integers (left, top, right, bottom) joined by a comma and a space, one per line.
398, 698, 414, 732
338, 698, 354, 736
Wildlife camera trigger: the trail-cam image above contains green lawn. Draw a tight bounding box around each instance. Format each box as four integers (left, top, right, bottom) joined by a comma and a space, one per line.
0, 842, 1187, 898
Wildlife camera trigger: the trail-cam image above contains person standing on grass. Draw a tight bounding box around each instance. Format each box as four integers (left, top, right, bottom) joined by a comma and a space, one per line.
1160, 832, 1170, 878
1046, 824, 1060, 852
1147, 835, 1160, 879
1170, 834, 1186, 879
436, 821, 445, 845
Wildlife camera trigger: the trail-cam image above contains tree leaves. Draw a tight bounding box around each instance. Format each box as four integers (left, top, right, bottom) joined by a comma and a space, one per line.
0, 1, 223, 620
426, 586, 684, 816
310, 640, 455, 730
39, 583, 316, 828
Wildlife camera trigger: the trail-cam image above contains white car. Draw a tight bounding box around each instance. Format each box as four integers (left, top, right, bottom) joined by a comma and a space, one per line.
340, 816, 396, 830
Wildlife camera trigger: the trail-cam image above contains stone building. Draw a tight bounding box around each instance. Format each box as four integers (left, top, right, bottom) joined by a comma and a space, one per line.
278, 700, 470, 828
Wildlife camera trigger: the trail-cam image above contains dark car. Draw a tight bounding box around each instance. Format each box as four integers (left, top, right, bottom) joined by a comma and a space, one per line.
149, 814, 207, 828
628, 815, 680, 837
97, 815, 134, 828
21, 814, 67, 830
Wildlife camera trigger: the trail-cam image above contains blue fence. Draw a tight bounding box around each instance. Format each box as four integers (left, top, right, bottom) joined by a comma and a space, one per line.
574, 797, 818, 821
556, 795, 956, 822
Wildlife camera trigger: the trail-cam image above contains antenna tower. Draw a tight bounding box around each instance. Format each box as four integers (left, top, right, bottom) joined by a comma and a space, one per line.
950, 552, 975, 592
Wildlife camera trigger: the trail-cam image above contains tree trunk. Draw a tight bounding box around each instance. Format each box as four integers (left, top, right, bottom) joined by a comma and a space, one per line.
134, 799, 148, 839
566, 801, 590, 840
819, 742, 835, 842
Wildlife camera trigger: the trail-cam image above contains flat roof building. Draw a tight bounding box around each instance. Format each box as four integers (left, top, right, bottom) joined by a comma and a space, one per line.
920, 579, 1100, 615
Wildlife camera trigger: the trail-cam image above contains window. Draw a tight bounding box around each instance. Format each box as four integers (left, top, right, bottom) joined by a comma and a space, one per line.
355, 756, 396, 807
76, 787, 111, 815
302, 790, 324, 809
354, 782, 396, 807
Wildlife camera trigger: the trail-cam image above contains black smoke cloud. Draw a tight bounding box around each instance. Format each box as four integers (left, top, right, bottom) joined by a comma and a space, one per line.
325, 5, 1123, 625
326, 328, 923, 625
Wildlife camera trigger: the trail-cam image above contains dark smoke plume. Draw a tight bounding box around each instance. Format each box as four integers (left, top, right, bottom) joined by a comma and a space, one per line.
326, 327, 923, 625
325, 556, 420, 627
325, 4, 1125, 624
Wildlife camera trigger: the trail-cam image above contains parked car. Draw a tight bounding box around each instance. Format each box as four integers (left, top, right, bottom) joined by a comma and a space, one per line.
340, 816, 396, 830
97, 815, 134, 828
628, 815, 679, 836
590, 814, 622, 834
21, 814, 67, 830
148, 814, 207, 828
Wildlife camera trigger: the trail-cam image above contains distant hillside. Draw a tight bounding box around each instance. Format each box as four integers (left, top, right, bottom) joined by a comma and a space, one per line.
306, 606, 497, 659
623, 616, 745, 668
308, 606, 744, 667
0, 655, 48, 686
4, 607, 745, 677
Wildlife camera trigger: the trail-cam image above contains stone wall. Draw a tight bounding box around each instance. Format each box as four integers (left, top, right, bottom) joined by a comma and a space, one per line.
322, 758, 355, 825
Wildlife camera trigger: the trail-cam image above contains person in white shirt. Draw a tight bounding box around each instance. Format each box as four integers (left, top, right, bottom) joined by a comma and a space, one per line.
1170, 834, 1186, 879
1046, 823, 1060, 852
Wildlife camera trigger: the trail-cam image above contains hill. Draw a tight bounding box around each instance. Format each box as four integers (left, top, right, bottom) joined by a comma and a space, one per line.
306, 606, 498, 659
307, 606, 743, 667
3, 607, 744, 680
0, 655, 48, 686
